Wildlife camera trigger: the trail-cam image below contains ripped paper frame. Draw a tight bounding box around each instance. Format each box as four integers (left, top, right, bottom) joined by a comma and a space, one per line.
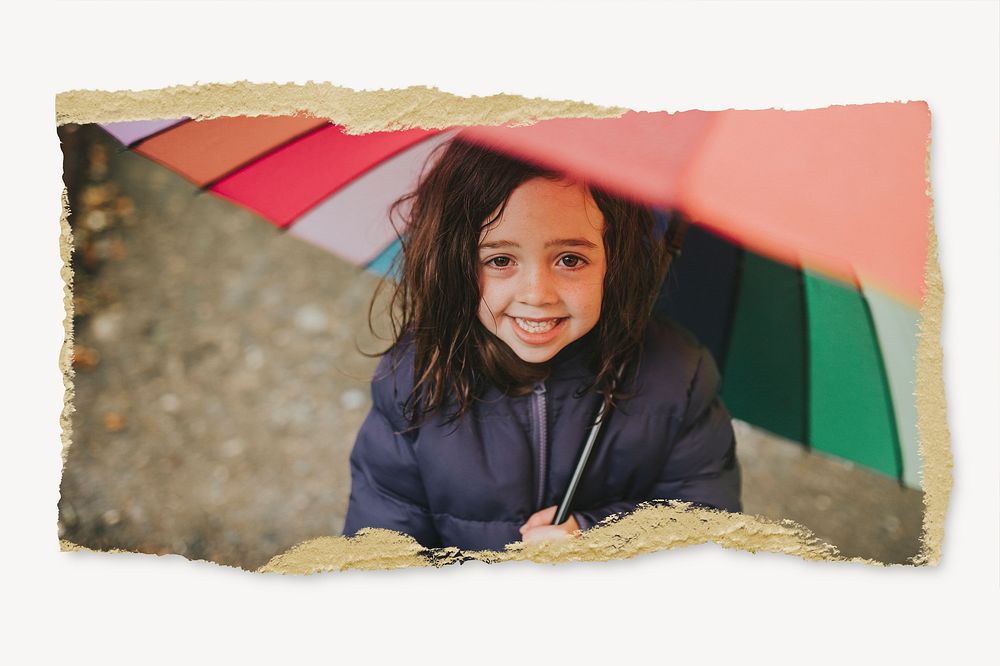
55, 82, 952, 572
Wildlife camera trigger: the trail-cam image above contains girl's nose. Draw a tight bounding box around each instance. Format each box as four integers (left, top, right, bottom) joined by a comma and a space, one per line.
517, 265, 559, 306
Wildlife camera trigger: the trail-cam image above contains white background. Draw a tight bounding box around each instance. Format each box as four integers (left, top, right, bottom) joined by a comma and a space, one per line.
1, 1, 997, 663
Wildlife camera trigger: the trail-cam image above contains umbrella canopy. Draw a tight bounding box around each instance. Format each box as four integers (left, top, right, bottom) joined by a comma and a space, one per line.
97, 106, 929, 488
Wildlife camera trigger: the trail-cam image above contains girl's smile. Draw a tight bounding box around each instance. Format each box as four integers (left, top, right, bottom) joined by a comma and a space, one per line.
477, 178, 607, 364
510, 316, 567, 343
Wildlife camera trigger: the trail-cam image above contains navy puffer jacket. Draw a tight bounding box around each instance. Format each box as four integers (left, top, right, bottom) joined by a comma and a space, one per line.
343, 317, 741, 551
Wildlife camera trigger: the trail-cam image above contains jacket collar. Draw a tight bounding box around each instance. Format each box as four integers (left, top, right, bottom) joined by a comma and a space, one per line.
545, 326, 600, 381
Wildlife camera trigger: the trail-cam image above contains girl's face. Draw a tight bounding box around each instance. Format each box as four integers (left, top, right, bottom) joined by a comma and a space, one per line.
477, 178, 607, 364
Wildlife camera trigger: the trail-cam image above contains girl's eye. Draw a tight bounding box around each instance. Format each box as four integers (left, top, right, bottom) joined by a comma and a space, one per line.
486, 256, 512, 268
559, 255, 586, 268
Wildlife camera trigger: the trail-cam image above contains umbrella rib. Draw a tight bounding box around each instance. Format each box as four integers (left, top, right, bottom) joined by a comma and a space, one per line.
718, 244, 745, 376
123, 118, 195, 152
197, 121, 332, 193
277, 130, 455, 231
226, 129, 452, 238
798, 269, 812, 450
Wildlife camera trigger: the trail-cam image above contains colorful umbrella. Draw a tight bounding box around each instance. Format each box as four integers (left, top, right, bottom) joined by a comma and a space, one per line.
97, 105, 929, 488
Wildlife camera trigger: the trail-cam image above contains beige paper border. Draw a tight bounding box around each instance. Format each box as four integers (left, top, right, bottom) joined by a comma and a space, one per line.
55, 82, 950, 571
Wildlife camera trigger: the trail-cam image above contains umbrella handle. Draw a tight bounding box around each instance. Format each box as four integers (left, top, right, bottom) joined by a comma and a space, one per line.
552, 399, 610, 527
553, 359, 627, 526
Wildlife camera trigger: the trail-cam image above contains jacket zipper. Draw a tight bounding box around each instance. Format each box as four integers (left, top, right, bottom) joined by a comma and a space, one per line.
531, 382, 548, 511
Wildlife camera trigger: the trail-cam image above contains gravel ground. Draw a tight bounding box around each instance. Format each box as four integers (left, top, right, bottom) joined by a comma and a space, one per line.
57, 124, 925, 569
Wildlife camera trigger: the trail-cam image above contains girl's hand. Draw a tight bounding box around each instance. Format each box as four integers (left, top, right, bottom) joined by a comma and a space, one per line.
519, 506, 580, 542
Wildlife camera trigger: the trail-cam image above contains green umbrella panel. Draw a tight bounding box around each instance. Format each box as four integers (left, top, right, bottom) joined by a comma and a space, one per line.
657, 223, 921, 489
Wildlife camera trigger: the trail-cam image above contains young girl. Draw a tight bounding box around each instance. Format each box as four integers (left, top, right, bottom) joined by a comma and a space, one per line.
342, 137, 741, 551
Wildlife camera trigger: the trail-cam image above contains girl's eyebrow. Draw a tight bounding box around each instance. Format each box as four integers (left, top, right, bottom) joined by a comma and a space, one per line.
479, 239, 518, 250
545, 238, 598, 249
478, 238, 598, 250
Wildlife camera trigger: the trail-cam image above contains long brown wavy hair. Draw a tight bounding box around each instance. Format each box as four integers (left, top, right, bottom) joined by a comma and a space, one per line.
369, 136, 670, 429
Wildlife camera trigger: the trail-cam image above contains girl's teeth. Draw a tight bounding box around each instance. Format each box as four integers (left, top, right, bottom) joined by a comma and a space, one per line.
515, 318, 559, 333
